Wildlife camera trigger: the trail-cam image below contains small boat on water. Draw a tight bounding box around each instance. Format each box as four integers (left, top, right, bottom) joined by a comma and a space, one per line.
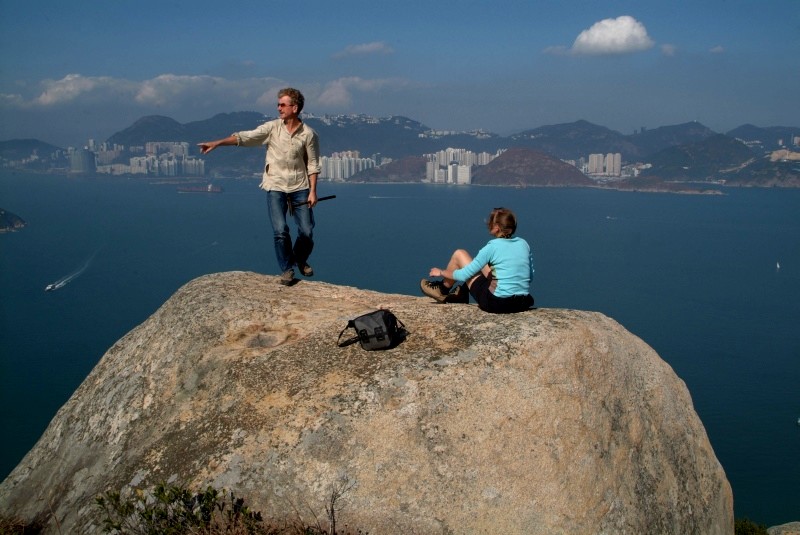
177, 184, 223, 193
45, 281, 66, 292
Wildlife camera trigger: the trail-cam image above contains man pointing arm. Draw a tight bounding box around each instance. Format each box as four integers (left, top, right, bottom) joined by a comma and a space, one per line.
198, 87, 321, 285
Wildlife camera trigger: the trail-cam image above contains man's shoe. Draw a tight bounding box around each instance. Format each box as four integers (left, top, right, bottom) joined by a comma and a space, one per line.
444, 283, 470, 304
298, 262, 314, 277
420, 278, 449, 303
280, 269, 295, 285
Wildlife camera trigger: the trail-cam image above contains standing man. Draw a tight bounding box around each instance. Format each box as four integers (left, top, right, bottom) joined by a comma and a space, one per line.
198, 87, 321, 285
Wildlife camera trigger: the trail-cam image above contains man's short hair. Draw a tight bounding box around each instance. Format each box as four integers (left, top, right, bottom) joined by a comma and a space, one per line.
278, 88, 305, 113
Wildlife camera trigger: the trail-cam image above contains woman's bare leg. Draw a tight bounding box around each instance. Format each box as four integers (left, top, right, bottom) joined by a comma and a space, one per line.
443, 249, 494, 290
441, 249, 474, 288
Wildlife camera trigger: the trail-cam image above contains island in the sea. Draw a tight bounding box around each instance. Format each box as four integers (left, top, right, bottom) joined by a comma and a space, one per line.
0, 208, 26, 233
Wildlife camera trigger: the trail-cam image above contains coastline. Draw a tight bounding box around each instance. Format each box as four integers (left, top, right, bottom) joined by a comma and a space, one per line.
342, 179, 726, 195
5, 168, 800, 195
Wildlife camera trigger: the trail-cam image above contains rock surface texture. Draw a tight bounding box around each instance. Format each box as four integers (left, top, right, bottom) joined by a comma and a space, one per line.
769, 522, 800, 535
0, 271, 733, 534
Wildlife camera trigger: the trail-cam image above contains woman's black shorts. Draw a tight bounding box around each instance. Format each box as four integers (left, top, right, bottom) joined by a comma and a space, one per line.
469, 273, 534, 314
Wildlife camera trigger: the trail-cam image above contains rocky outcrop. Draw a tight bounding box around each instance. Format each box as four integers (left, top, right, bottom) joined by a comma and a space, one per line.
472, 147, 594, 187
0, 271, 733, 534
0, 208, 26, 233
769, 522, 800, 535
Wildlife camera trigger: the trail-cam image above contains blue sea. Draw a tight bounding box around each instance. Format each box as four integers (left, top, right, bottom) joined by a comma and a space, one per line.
1, 173, 798, 525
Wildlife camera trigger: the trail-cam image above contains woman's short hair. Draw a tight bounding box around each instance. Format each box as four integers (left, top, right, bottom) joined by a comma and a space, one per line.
487, 207, 517, 238
278, 87, 305, 113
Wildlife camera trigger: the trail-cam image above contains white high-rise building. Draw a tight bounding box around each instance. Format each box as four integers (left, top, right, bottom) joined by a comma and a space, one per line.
588, 153, 621, 176
447, 163, 459, 184
130, 156, 149, 175
426, 160, 437, 182
456, 164, 471, 184
588, 153, 605, 174
319, 154, 376, 180
605, 153, 622, 176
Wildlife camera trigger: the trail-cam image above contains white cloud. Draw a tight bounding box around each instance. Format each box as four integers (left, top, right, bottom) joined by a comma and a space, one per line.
255, 83, 299, 108
570, 16, 655, 55
135, 74, 229, 106
317, 77, 401, 107
0, 72, 416, 137
661, 44, 677, 57
0, 93, 25, 107
709, 45, 725, 54
1, 73, 286, 112
32, 74, 137, 106
332, 41, 394, 59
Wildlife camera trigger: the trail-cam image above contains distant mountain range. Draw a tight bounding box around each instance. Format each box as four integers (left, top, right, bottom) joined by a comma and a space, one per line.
2, 113, 798, 188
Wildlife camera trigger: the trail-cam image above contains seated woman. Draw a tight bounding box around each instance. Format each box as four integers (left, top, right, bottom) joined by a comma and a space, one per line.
421, 207, 534, 313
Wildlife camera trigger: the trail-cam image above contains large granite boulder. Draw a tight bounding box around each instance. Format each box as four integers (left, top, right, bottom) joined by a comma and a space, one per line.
769, 522, 800, 535
0, 271, 733, 534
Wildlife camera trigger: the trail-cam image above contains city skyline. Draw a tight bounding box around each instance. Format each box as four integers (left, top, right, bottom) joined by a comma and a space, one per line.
1, 0, 798, 148
9, 135, 650, 184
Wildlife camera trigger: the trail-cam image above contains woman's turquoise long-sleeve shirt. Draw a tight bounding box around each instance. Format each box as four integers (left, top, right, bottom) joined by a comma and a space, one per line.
452, 236, 534, 297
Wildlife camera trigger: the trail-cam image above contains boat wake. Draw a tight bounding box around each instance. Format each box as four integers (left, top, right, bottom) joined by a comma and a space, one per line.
45, 249, 99, 292
190, 241, 219, 255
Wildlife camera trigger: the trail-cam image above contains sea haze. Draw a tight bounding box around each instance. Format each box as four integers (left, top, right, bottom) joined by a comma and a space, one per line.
1, 173, 798, 525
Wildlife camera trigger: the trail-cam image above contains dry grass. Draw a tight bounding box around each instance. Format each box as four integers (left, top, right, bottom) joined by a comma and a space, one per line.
0, 515, 45, 535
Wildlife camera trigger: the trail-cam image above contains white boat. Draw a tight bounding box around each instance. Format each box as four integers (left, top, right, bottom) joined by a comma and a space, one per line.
777, 262, 781, 270
44, 280, 67, 292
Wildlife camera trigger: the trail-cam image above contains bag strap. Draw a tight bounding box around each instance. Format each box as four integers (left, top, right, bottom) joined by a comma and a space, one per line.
337, 320, 360, 348
336, 311, 407, 348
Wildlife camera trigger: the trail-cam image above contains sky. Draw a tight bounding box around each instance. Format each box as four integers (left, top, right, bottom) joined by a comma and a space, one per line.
1, 0, 798, 148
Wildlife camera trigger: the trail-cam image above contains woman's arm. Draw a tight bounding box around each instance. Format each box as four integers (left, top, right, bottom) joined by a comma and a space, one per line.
452, 245, 491, 282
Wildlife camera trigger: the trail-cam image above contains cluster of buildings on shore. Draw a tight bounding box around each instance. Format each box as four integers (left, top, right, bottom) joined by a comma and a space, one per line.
421, 149, 646, 184
320, 147, 505, 184
320, 147, 506, 184
8, 137, 646, 182
320, 146, 650, 185
562, 153, 650, 180
71, 140, 206, 176
319, 151, 385, 180
424, 147, 503, 184
46, 142, 648, 183
587, 153, 622, 176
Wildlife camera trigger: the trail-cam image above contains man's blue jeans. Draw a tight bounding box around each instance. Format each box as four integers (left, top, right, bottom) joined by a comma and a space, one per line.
266, 189, 314, 273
